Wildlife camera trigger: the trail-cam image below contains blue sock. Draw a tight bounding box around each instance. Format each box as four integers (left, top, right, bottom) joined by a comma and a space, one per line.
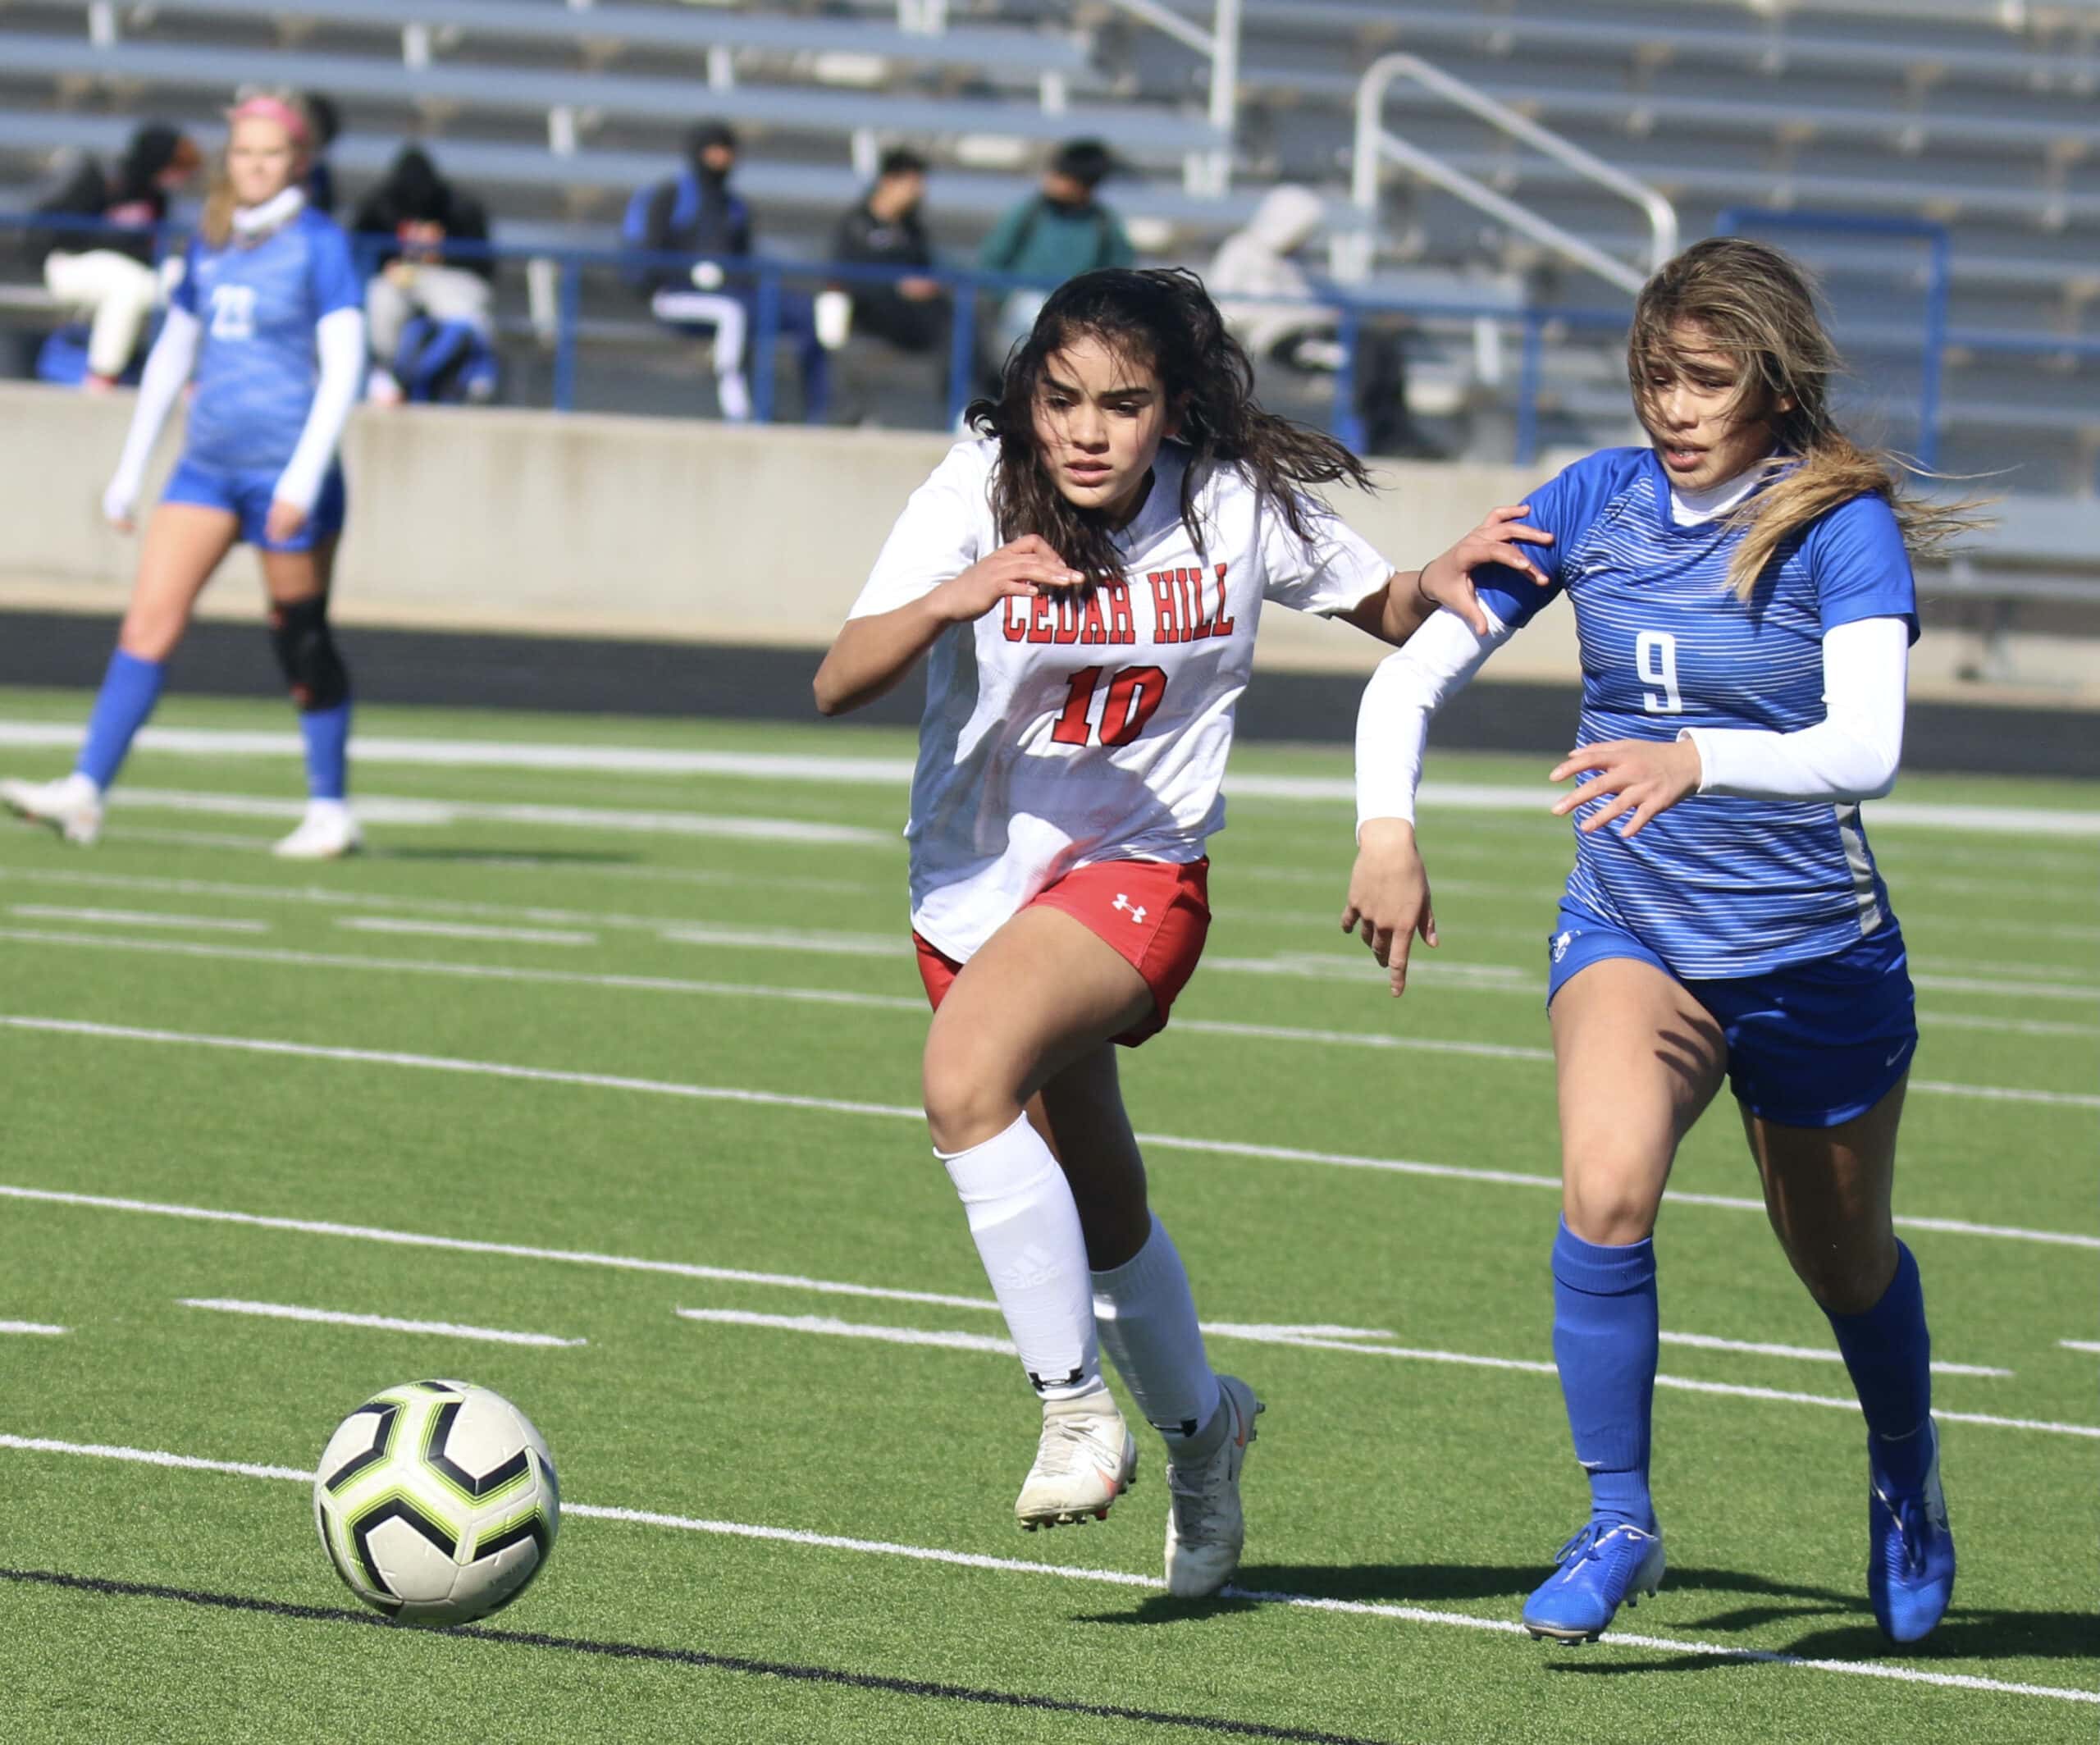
1552, 1220, 1659, 1529
1825, 1240, 1933, 1489
76, 650, 166, 790
298, 701, 351, 802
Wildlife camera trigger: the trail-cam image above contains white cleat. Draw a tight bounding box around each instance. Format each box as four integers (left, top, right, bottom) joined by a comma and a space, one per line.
1164, 1374, 1263, 1598
2, 773, 104, 846
272, 801, 363, 861
1015, 1389, 1139, 1531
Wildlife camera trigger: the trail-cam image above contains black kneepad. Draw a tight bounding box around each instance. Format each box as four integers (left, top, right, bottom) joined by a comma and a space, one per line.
267, 596, 349, 711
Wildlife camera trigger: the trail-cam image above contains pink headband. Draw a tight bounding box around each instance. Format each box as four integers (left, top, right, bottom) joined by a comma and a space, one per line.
227, 95, 311, 148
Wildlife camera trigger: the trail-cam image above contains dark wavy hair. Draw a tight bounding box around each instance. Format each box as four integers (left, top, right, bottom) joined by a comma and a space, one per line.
965, 267, 1374, 587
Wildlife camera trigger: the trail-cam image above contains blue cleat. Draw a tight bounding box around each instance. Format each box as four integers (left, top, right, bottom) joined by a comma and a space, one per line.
1869, 1423, 1956, 1645
1521, 1518, 1665, 1644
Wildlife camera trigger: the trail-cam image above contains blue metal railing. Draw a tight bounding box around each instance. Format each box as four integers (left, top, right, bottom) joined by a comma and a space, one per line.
8, 211, 2098, 475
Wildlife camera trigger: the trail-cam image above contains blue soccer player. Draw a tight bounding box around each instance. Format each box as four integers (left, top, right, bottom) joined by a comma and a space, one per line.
1343, 237, 1983, 1647
3, 91, 367, 858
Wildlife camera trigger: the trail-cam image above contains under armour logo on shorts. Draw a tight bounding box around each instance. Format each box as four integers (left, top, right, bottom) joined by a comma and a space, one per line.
1112, 893, 1148, 925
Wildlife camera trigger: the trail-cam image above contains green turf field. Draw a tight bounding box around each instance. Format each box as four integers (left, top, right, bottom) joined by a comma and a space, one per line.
0, 683, 2093, 1744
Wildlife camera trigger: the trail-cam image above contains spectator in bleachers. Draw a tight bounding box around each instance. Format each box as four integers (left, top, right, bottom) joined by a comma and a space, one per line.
626, 120, 757, 421
1208, 185, 1431, 459
31, 122, 202, 391
977, 139, 1133, 366
832, 147, 946, 357
302, 92, 342, 217
353, 146, 495, 405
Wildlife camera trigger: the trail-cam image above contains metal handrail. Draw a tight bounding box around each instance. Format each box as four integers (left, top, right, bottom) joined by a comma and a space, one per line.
1094, 0, 1241, 196
1350, 52, 1677, 298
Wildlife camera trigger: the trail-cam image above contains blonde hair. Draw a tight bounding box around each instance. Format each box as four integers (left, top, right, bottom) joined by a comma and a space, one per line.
1628, 237, 1988, 601
200, 89, 313, 248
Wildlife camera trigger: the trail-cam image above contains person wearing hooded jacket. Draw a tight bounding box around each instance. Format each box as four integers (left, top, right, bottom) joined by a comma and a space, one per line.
352, 145, 495, 404
34, 122, 203, 391
631, 121, 757, 420
1208, 185, 1430, 458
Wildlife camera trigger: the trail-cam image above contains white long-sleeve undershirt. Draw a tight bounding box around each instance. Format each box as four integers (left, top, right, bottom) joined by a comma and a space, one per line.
1682, 615, 1908, 802
275, 305, 368, 514
103, 303, 200, 524
1354, 606, 1910, 832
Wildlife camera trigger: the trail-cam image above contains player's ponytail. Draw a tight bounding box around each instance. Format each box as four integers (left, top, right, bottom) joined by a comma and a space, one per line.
967, 267, 1374, 587
200, 87, 315, 248
1628, 237, 1987, 601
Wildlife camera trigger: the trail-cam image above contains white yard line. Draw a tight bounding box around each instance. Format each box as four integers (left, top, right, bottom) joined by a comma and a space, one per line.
0, 929, 930, 1014
2, 721, 2090, 840
1911, 972, 2098, 1006
0, 1429, 2089, 1706
177, 1297, 587, 1347
660, 924, 897, 957
0, 1320, 68, 1336
0, 1181, 1003, 1309
98, 787, 891, 848
1, 851, 2085, 1042
1658, 1331, 2011, 1378
0, 864, 865, 935
678, 1309, 1016, 1357
2058, 1340, 2100, 1356
0, 861, 2089, 1021
9, 904, 268, 935
335, 917, 596, 948
3, 1016, 2093, 1247
2, 1177, 2083, 1418
8, 898, 2100, 1121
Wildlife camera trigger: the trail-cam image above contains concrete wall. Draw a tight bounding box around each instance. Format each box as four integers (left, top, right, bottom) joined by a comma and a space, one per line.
3, 381, 2093, 697
0, 381, 1577, 681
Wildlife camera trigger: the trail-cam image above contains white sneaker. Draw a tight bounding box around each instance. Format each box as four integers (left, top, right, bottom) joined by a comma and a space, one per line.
1164, 1374, 1262, 1598
272, 802, 363, 860
1015, 1388, 1139, 1531
2, 773, 103, 846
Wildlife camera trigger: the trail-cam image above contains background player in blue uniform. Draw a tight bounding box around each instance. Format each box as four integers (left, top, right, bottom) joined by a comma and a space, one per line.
1344, 238, 1983, 1647
2, 92, 367, 859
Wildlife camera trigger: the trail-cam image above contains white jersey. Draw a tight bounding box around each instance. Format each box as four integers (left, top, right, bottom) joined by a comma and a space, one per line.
848, 437, 1394, 960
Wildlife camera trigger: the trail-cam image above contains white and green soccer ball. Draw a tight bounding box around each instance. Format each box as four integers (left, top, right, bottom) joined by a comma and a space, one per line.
313, 1380, 559, 1626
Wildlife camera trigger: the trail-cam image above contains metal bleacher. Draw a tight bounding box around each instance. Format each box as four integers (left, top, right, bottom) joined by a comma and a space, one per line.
1, 0, 2096, 500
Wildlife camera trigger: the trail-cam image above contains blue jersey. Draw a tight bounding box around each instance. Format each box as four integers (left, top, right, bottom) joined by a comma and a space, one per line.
171, 207, 362, 474
1476, 446, 1919, 980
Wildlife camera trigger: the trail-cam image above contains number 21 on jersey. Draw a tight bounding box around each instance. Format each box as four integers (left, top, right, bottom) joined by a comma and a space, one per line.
209, 284, 257, 341
1052, 665, 1168, 747
1636, 630, 1682, 715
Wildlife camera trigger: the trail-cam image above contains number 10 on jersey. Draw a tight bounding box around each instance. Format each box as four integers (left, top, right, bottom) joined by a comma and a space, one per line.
1052, 665, 1169, 747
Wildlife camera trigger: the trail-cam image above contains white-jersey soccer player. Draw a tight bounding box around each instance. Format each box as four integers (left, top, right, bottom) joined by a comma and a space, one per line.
815, 267, 1515, 1596
2, 92, 366, 859
1346, 238, 1984, 1647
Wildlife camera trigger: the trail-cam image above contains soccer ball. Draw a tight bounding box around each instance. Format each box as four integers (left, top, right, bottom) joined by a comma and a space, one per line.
313, 1379, 559, 1626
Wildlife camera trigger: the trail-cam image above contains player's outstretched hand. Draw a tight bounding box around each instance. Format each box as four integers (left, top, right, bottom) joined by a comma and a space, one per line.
1340, 817, 1439, 998
101, 480, 137, 534
265, 499, 308, 546
1551, 736, 1702, 838
931, 536, 1084, 624
1413, 504, 1554, 637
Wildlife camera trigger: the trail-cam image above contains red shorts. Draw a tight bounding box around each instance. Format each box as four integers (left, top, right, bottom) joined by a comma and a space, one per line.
913, 858, 1212, 1048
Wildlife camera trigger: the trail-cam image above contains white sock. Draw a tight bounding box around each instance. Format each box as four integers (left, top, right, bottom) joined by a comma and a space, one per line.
303, 798, 352, 827
56, 772, 102, 805
1092, 1214, 1221, 1450
938, 1114, 1100, 1402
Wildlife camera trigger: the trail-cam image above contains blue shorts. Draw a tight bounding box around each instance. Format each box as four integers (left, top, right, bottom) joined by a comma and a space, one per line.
163, 457, 346, 552
1545, 900, 1918, 1129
